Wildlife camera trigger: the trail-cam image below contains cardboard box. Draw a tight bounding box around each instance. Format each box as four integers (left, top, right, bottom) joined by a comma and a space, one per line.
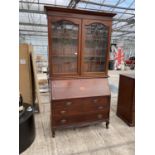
19, 44, 34, 104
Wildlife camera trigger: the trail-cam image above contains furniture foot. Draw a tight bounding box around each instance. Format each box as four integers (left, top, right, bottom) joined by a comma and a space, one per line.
106, 121, 109, 129
52, 130, 55, 138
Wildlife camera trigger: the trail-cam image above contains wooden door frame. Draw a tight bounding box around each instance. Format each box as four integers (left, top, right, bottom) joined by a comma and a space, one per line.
81, 19, 112, 77
48, 16, 82, 79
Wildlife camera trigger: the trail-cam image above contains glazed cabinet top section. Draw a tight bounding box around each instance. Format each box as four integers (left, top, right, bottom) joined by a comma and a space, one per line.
45, 6, 116, 79
51, 78, 111, 100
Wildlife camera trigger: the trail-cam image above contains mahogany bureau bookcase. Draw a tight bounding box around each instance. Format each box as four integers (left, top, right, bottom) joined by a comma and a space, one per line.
44, 6, 116, 137
116, 74, 135, 126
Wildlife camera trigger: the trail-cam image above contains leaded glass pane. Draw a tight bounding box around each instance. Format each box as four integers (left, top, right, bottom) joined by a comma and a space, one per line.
84, 23, 108, 72
51, 20, 78, 73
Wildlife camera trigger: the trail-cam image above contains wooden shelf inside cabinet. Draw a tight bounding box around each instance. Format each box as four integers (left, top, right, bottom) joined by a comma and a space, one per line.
52, 37, 78, 40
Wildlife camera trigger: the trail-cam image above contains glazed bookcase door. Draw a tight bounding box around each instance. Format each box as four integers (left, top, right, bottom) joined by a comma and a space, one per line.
81, 20, 110, 76
49, 17, 81, 77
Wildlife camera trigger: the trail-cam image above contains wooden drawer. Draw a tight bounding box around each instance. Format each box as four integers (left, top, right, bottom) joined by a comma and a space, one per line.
52, 98, 80, 109
52, 103, 109, 116
52, 110, 109, 127
53, 106, 82, 116
52, 96, 110, 108
82, 98, 110, 112
52, 96, 110, 116
52, 97, 109, 108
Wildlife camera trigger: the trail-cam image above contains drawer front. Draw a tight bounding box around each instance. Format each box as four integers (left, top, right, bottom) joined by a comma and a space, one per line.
52, 99, 76, 108
52, 110, 109, 127
52, 96, 110, 116
82, 98, 110, 112
53, 106, 81, 116
52, 97, 109, 107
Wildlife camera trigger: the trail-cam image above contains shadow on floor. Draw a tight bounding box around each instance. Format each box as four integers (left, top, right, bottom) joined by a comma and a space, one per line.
109, 84, 118, 94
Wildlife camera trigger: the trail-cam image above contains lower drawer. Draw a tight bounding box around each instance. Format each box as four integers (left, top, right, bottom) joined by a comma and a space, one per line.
52, 110, 109, 127
53, 104, 109, 116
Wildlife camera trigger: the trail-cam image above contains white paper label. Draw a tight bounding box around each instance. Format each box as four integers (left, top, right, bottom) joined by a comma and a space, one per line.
20, 59, 26, 64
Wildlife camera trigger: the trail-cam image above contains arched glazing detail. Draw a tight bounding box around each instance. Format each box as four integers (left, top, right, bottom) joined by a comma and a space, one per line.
51, 20, 78, 73
84, 23, 108, 72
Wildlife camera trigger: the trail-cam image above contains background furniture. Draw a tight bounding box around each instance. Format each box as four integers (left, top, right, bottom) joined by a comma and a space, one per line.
19, 44, 34, 104
19, 104, 35, 154
45, 6, 115, 137
19, 43, 43, 112
116, 74, 135, 126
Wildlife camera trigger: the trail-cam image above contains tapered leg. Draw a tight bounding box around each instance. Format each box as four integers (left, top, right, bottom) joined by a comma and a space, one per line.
106, 121, 109, 129
52, 130, 55, 138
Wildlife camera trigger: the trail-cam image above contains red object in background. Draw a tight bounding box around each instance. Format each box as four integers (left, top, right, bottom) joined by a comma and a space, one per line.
125, 56, 135, 69
114, 48, 124, 68
125, 56, 135, 65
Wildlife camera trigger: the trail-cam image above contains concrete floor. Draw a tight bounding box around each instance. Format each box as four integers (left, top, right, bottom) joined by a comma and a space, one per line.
21, 70, 135, 155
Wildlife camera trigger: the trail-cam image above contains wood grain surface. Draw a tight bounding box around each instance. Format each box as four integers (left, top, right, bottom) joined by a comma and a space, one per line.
51, 78, 111, 100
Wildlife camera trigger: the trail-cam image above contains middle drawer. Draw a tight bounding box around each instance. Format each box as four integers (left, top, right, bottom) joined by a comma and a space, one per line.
52, 97, 109, 116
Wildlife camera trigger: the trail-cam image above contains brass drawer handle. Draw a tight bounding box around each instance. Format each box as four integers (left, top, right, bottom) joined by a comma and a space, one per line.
98, 106, 103, 110
66, 101, 72, 106
61, 119, 67, 124
60, 110, 66, 114
97, 114, 103, 119
93, 99, 98, 103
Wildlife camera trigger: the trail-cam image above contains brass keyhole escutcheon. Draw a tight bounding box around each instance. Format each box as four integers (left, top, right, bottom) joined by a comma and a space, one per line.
97, 114, 103, 119
66, 101, 72, 106
61, 119, 67, 123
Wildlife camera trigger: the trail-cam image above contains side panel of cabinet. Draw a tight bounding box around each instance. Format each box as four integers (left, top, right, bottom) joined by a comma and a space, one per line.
48, 16, 82, 78
81, 19, 112, 77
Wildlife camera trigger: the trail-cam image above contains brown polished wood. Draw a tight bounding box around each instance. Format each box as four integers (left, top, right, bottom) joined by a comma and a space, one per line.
52, 111, 109, 127
45, 6, 115, 79
51, 78, 110, 100
45, 6, 115, 137
116, 74, 135, 126
51, 78, 111, 137
44, 6, 116, 17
